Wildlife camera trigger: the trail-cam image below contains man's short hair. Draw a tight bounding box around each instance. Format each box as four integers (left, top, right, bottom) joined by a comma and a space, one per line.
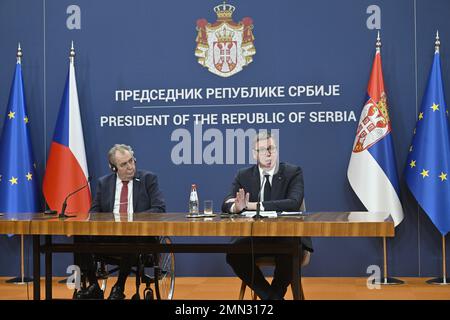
108, 144, 134, 165
253, 131, 274, 148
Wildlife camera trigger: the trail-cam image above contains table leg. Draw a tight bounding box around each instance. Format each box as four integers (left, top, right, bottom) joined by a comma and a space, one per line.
291, 239, 301, 300
33, 235, 40, 300
45, 235, 52, 300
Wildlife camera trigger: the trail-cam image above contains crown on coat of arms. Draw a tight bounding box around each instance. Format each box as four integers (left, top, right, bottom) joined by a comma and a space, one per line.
214, 3, 235, 20
377, 93, 390, 123
215, 27, 234, 42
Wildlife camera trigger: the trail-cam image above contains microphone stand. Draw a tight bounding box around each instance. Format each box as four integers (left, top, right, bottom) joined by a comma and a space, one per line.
255, 201, 262, 220
59, 178, 91, 219
59, 201, 75, 219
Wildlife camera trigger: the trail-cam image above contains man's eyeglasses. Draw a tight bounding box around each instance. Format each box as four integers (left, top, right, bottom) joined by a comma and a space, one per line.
255, 146, 277, 155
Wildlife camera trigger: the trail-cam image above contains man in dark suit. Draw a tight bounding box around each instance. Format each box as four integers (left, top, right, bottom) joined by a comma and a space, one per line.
75, 144, 165, 300
222, 131, 312, 300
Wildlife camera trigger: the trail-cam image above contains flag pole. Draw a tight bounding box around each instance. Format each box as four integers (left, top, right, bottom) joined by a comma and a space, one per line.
374, 32, 403, 285
58, 41, 77, 220
423, 32, 450, 286
374, 237, 404, 285
426, 234, 449, 285
6, 235, 33, 284
5, 45, 32, 285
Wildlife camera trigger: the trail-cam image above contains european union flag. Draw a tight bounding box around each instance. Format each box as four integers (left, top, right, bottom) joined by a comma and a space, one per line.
0, 49, 39, 213
405, 38, 450, 235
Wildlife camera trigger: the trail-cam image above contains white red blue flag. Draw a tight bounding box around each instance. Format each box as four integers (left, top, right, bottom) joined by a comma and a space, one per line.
347, 35, 404, 226
43, 46, 91, 217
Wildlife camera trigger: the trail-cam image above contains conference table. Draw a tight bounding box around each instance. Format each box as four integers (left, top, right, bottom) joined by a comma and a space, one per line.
0, 211, 394, 300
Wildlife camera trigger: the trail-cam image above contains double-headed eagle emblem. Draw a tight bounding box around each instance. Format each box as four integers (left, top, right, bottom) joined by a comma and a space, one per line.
195, 2, 256, 77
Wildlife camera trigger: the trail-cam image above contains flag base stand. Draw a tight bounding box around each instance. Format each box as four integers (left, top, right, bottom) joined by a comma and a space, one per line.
5, 276, 33, 284
59, 213, 76, 219
426, 235, 448, 285
426, 277, 450, 285
377, 237, 406, 286
374, 277, 404, 285
5, 235, 33, 285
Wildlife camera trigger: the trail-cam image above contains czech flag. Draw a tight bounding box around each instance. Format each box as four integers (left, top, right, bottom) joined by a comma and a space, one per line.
43, 45, 91, 217
347, 34, 404, 226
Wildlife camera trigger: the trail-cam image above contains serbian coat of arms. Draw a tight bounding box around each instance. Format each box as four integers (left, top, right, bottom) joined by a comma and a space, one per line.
352, 93, 392, 153
195, 2, 256, 77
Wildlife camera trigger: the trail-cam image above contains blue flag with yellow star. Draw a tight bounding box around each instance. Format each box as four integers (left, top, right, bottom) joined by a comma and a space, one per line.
405, 50, 450, 235
0, 60, 39, 213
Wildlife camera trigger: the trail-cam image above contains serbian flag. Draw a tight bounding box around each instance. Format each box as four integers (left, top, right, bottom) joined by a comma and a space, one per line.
347, 33, 404, 226
43, 45, 91, 217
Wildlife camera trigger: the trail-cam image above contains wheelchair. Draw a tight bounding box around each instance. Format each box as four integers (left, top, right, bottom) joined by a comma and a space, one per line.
89, 236, 175, 300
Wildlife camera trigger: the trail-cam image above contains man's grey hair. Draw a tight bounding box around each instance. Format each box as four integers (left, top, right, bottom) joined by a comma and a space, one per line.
108, 144, 135, 165
253, 130, 276, 148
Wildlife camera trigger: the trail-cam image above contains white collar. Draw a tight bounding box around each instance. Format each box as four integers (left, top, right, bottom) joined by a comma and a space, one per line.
258, 165, 276, 177
116, 175, 132, 186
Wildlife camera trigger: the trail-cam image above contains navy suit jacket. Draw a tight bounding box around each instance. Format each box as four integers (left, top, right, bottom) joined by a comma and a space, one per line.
221, 162, 313, 251
90, 170, 166, 213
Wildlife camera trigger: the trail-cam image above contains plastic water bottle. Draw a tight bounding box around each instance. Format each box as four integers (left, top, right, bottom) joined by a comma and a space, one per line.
189, 184, 199, 215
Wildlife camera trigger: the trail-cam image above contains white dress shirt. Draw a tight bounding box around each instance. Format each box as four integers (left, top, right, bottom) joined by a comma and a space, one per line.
113, 176, 134, 220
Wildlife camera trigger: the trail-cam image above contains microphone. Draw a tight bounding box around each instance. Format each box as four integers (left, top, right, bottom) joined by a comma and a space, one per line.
255, 171, 269, 220
59, 177, 91, 219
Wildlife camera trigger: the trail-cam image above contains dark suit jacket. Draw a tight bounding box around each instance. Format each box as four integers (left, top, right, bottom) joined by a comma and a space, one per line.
90, 170, 166, 213
221, 162, 313, 251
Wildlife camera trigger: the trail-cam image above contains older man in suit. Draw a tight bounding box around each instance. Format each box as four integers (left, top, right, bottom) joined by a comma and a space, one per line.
222, 131, 312, 300
75, 144, 165, 300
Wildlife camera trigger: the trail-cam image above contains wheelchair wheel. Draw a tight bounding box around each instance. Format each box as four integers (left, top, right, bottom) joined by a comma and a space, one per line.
154, 236, 175, 300
144, 287, 154, 300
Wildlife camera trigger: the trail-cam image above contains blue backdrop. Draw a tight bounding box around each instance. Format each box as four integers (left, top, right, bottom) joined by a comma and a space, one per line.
0, 0, 450, 278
